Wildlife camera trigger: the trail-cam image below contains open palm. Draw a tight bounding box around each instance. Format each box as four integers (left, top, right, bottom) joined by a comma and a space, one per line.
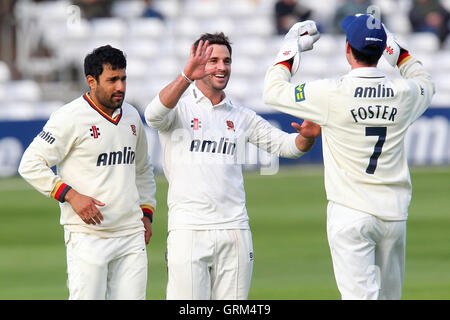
183, 40, 213, 80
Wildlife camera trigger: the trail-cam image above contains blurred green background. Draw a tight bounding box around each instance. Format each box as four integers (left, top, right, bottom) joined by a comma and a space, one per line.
1, 165, 449, 299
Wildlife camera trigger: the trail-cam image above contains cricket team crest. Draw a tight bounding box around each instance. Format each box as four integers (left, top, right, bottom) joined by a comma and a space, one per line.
226, 120, 235, 131
131, 124, 137, 136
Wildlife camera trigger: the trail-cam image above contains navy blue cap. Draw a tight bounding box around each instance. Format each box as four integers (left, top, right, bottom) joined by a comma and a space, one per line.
341, 14, 386, 55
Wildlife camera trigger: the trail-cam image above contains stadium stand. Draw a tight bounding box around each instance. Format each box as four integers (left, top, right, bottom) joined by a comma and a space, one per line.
3, 0, 448, 117
0, 61, 11, 82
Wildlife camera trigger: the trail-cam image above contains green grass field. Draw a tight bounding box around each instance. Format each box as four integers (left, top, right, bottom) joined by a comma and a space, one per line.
1, 165, 449, 300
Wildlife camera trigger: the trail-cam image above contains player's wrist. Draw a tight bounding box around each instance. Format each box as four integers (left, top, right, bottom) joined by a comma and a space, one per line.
62, 186, 75, 203
296, 135, 316, 153
397, 49, 411, 67
52, 181, 73, 203
141, 206, 154, 223
143, 212, 153, 223
181, 70, 194, 84
276, 59, 293, 72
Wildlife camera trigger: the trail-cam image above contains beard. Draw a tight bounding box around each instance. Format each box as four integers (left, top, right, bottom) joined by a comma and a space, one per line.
95, 87, 124, 110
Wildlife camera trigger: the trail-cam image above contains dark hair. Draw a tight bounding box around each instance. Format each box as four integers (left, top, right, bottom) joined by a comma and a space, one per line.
349, 44, 383, 66
193, 32, 232, 56
84, 45, 127, 80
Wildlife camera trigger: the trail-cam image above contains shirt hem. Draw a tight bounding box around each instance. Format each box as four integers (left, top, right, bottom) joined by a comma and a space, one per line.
328, 200, 408, 221
168, 224, 250, 231
63, 225, 145, 238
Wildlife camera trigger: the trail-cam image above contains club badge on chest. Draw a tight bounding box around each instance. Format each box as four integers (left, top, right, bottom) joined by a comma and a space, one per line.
226, 120, 235, 132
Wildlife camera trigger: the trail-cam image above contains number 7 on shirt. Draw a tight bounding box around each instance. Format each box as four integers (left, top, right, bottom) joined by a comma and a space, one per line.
365, 126, 387, 174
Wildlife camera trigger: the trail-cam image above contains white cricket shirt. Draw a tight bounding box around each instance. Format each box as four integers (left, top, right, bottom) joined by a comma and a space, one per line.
19, 94, 157, 236
263, 57, 435, 221
145, 85, 304, 231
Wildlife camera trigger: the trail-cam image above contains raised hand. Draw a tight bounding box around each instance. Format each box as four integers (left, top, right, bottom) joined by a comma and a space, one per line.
382, 23, 409, 68
183, 40, 214, 81
273, 20, 320, 76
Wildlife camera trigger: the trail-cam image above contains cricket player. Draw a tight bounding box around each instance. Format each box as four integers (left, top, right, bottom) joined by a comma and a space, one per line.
263, 16, 435, 299
18, 45, 157, 300
145, 32, 321, 300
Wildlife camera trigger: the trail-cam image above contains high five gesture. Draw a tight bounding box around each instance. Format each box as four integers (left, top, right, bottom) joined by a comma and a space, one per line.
158, 40, 213, 109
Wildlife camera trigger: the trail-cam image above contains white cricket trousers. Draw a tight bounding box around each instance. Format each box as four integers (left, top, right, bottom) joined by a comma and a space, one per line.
166, 229, 254, 300
65, 231, 148, 300
327, 201, 406, 300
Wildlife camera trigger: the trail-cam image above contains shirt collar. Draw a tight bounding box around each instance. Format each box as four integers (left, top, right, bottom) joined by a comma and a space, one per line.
346, 67, 386, 79
190, 84, 230, 108
83, 93, 122, 125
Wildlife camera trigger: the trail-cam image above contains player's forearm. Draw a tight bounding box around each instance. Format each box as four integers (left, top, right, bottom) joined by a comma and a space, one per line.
135, 147, 156, 222
399, 57, 435, 93
135, 127, 157, 211
295, 135, 316, 153
145, 74, 192, 131
158, 74, 192, 109
249, 113, 304, 159
257, 131, 305, 159
144, 94, 174, 131
400, 56, 431, 80
135, 164, 157, 213
18, 147, 62, 199
263, 64, 292, 109
263, 65, 311, 123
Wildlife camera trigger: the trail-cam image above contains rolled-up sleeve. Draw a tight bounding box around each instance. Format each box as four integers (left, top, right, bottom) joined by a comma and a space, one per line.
144, 94, 177, 132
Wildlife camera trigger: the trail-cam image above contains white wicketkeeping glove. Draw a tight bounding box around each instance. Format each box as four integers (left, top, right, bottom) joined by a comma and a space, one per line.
274, 20, 320, 75
382, 23, 408, 67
